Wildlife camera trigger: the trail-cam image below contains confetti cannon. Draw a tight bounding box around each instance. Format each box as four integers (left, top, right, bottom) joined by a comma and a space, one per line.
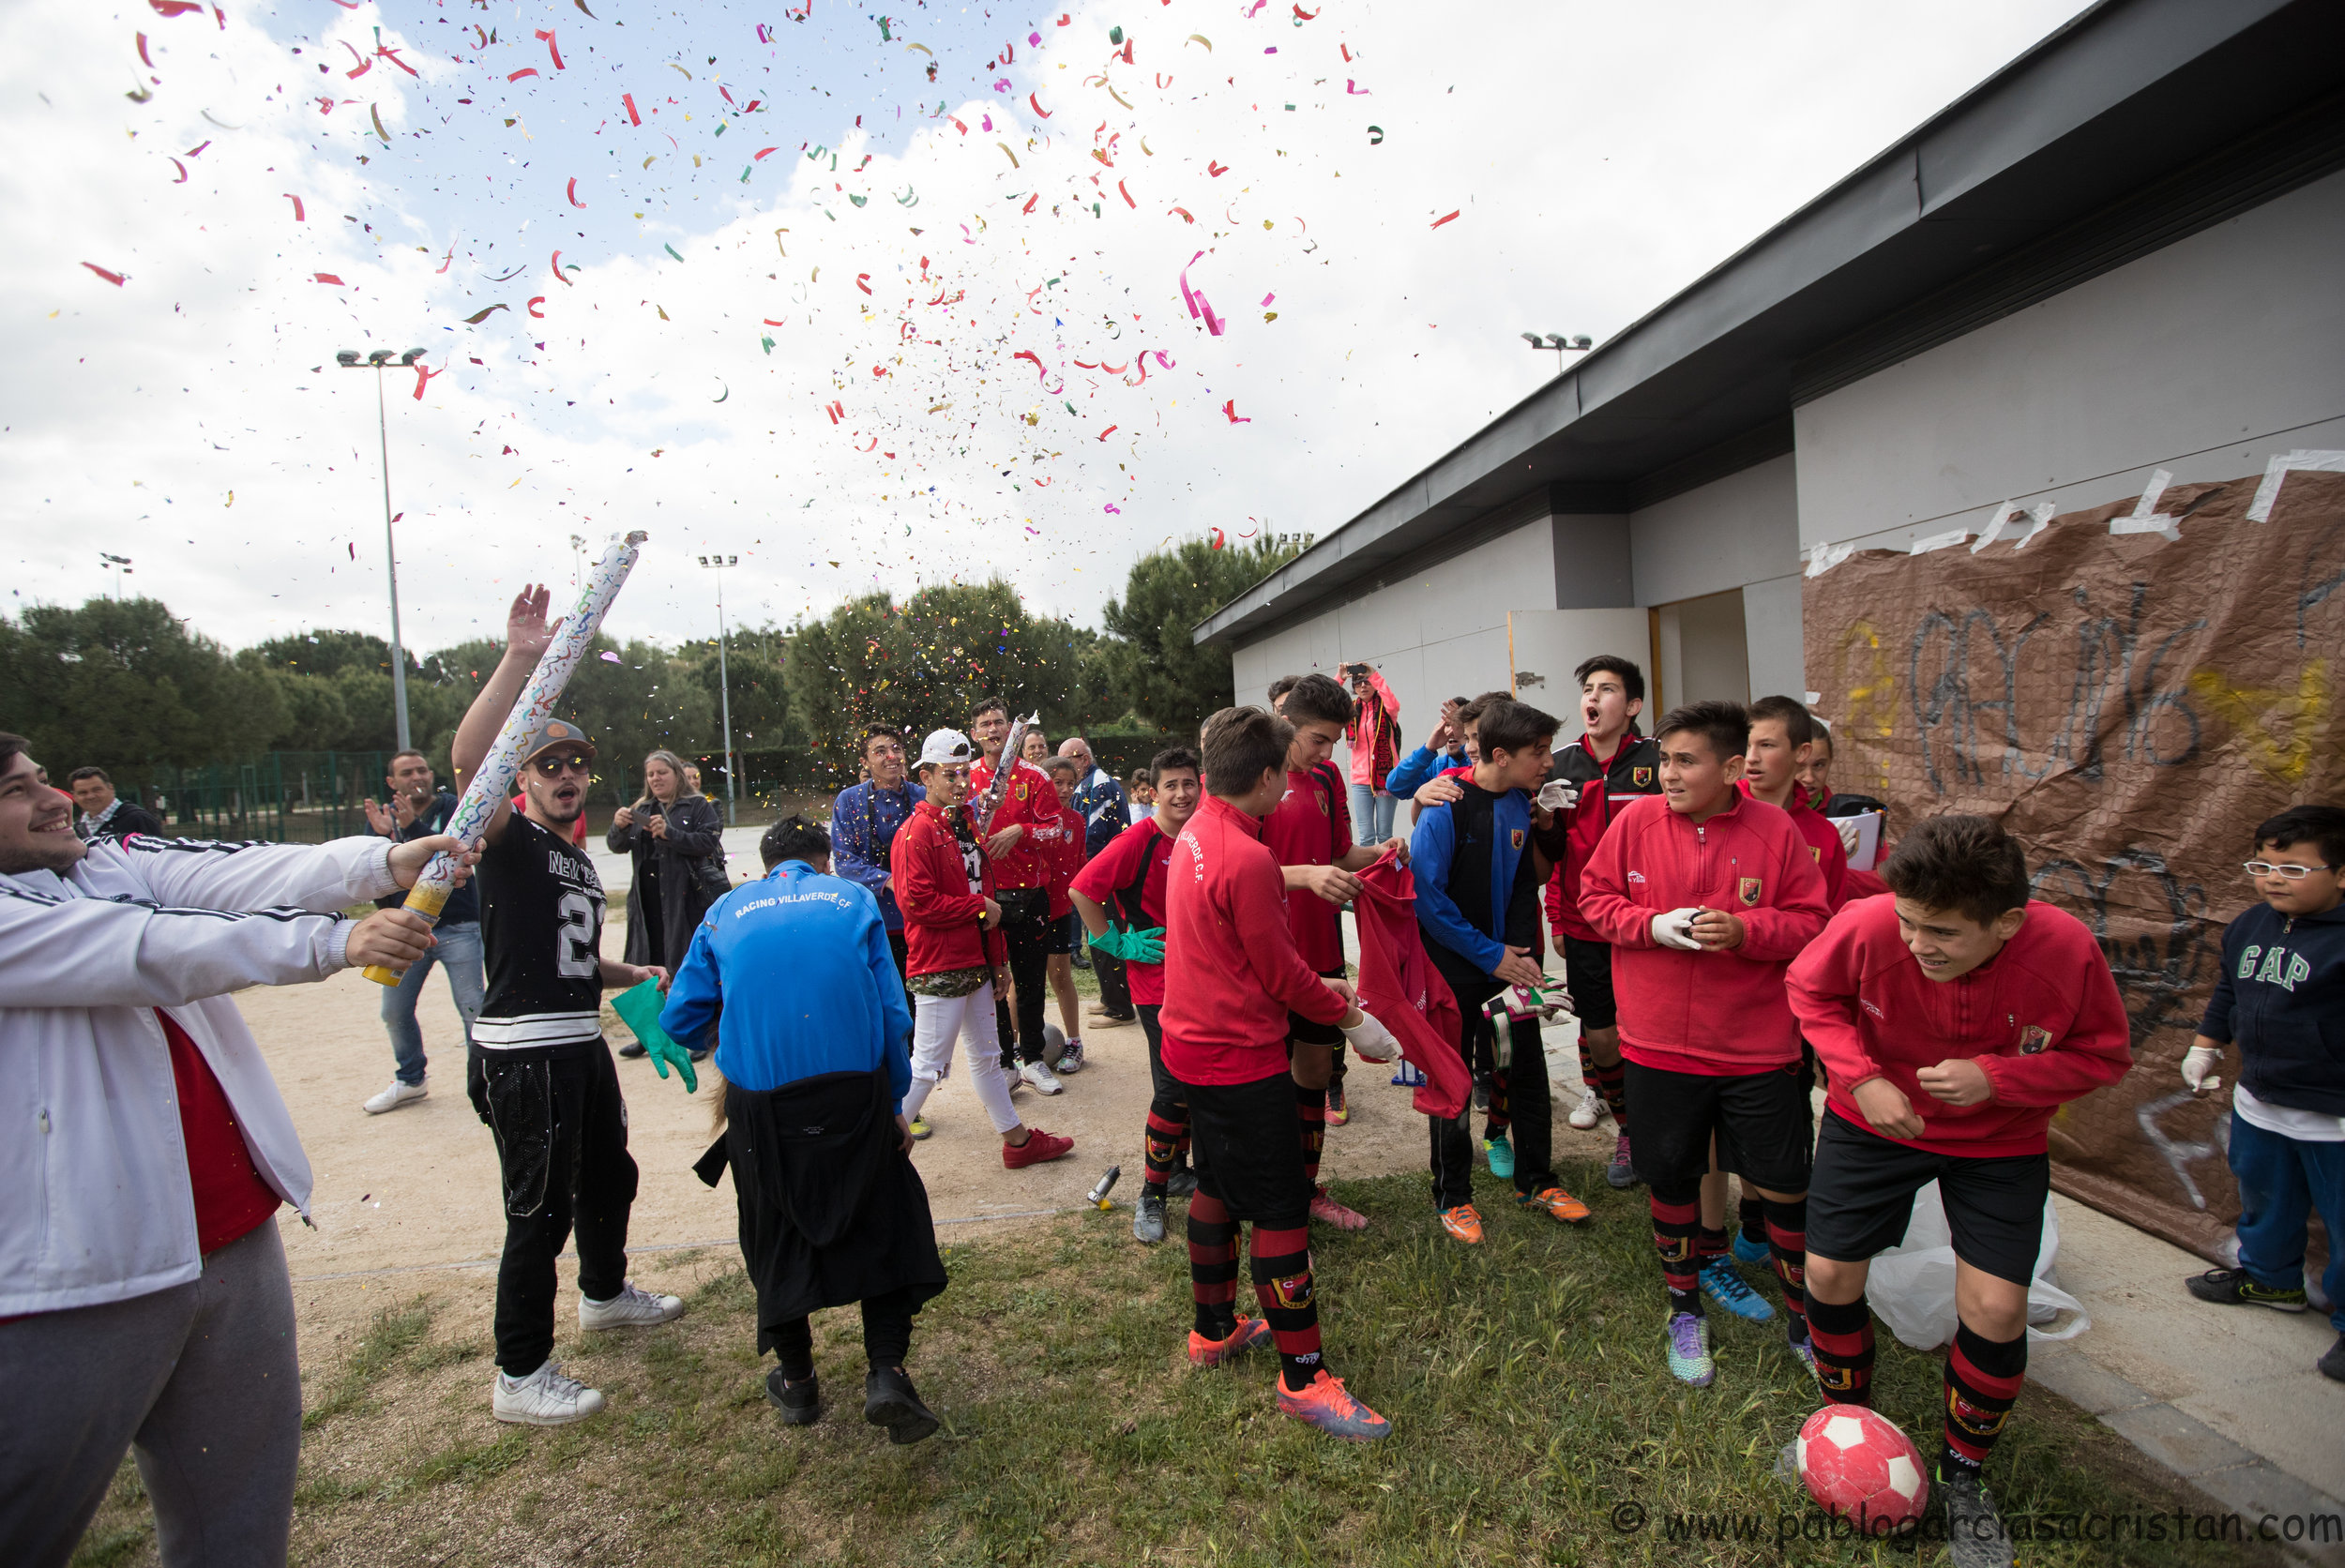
1086, 1165, 1122, 1212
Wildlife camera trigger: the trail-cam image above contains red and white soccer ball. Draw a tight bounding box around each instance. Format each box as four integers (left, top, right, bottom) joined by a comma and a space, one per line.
1794, 1405, 1929, 1527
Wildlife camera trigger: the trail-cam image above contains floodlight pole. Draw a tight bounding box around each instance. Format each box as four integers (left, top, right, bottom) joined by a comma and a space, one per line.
699, 554, 739, 826
371, 364, 413, 753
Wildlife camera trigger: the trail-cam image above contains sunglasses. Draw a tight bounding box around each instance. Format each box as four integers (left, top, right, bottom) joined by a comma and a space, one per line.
2243, 860, 2337, 881
531, 754, 594, 776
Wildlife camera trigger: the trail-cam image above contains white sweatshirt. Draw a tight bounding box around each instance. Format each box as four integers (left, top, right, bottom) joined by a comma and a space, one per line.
0, 833, 398, 1316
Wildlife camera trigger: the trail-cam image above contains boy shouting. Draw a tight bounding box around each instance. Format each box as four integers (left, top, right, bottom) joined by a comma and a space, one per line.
1789, 814, 2130, 1566
1577, 701, 1830, 1388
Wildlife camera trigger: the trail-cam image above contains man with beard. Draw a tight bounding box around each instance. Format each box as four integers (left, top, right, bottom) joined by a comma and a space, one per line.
359, 749, 483, 1116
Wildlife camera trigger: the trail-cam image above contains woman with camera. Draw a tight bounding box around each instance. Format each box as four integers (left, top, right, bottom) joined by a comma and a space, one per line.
606, 749, 729, 1059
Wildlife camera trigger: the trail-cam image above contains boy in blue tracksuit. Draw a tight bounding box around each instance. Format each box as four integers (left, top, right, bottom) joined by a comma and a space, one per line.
1409, 698, 1589, 1242
829, 728, 926, 983
2180, 805, 2345, 1383
659, 818, 947, 1440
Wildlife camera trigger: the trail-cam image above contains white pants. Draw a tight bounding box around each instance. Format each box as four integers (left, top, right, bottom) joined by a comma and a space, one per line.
905, 983, 1021, 1134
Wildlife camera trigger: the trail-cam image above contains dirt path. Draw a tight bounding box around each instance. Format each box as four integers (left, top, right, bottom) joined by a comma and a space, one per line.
253, 919, 1611, 1290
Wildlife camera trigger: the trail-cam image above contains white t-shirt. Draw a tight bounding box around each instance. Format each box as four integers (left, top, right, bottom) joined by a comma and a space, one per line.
2232, 1081, 2345, 1142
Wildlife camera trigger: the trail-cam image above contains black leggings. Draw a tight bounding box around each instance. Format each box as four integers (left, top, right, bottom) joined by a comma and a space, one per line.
993, 899, 1051, 1065
769, 1286, 923, 1381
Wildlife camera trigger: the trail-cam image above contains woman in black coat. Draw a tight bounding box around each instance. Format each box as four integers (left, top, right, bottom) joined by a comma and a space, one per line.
606, 748, 729, 1056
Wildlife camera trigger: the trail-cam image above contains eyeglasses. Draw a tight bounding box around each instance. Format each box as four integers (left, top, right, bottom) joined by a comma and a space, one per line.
532, 754, 594, 776
2243, 861, 2337, 880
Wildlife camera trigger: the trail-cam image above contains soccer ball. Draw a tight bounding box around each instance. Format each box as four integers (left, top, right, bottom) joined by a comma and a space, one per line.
1794, 1405, 1929, 1527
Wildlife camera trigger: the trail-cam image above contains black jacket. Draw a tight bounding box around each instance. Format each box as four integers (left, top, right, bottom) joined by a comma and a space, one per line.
2201, 901, 2345, 1116
606, 794, 727, 969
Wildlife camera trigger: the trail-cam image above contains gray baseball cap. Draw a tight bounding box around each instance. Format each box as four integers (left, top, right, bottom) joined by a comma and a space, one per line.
519, 717, 598, 764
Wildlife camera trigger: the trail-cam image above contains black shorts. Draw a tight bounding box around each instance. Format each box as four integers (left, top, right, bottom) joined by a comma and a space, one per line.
1807, 1110, 2050, 1287
1286, 968, 1348, 1048
1561, 935, 1618, 1031
1180, 1070, 1309, 1226
1623, 1057, 1813, 1194
1043, 911, 1077, 956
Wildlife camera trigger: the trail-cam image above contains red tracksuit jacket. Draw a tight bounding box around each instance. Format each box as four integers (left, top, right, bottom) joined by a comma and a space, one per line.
1739, 780, 1855, 908
1043, 806, 1083, 919
891, 799, 1008, 978
1576, 792, 1831, 1072
1160, 793, 1350, 1086
1787, 895, 2133, 1156
969, 754, 1063, 892
1545, 732, 1664, 943
1354, 852, 1471, 1120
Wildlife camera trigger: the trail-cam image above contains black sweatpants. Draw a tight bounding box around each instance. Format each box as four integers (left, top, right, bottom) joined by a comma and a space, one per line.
1429, 974, 1553, 1210
768, 1286, 923, 1379
467, 1038, 640, 1376
1093, 946, 1134, 1017
993, 897, 1051, 1065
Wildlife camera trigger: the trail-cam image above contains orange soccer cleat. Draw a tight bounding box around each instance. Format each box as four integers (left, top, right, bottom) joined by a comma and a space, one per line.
1276, 1370, 1391, 1440
1518, 1185, 1592, 1224
1187, 1314, 1273, 1367
1438, 1204, 1485, 1244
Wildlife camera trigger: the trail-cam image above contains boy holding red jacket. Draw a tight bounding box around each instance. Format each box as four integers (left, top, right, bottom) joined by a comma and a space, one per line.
1788, 813, 2130, 1563
1577, 700, 1831, 1389
1160, 706, 1402, 1440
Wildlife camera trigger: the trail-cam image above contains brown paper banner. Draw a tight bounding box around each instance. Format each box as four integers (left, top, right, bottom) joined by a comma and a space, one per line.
1804, 469, 2345, 1261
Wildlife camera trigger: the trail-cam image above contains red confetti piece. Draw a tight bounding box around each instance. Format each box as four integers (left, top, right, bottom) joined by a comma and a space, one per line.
1430, 209, 1459, 229
314, 272, 345, 285
411, 362, 443, 400
527, 295, 547, 317
136, 32, 154, 66
1118, 179, 1135, 208
375, 43, 417, 77
1097, 425, 1118, 441
1221, 400, 1250, 423
147, 0, 203, 15
1022, 193, 1039, 214
1346, 79, 1371, 94
1168, 205, 1194, 223
623, 92, 642, 125
550, 249, 573, 285
1207, 159, 1228, 177
1029, 90, 1051, 118
82, 262, 127, 285
855, 273, 872, 294
283, 193, 304, 220
567, 177, 584, 208
167, 158, 188, 183
1210, 527, 1226, 549
507, 68, 538, 82
534, 27, 564, 68
825, 400, 843, 423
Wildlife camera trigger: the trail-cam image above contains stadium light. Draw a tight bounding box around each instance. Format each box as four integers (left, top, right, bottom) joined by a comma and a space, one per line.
334, 344, 432, 751
1522, 331, 1595, 370
697, 554, 742, 827
99, 552, 134, 597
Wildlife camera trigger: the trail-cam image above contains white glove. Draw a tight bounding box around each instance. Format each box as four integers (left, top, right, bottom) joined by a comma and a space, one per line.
1835, 817, 1862, 854
1339, 1010, 1402, 1064
2181, 1044, 2222, 1095
1651, 909, 1704, 951
1536, 778, 1580, 812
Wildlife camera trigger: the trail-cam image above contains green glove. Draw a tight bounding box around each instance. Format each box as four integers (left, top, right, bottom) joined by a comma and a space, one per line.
1095, 922, 1165, 964
610, 978, 698, 1093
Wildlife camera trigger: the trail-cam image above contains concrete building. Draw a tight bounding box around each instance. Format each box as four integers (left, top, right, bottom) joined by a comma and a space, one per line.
1195, 0, 2345, 740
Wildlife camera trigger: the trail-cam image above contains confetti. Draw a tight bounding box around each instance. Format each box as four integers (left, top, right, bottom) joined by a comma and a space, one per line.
1430, 209, 1460, 229
83, 262, 127, 286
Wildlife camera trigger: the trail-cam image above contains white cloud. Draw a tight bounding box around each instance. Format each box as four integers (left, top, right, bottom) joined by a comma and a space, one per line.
1, 0, 2086, 654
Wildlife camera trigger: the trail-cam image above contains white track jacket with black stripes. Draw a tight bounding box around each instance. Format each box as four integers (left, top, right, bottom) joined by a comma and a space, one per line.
0, 832, 400, 1316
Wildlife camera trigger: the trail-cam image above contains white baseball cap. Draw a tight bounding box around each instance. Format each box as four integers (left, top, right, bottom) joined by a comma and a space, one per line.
917, 728, 975, 769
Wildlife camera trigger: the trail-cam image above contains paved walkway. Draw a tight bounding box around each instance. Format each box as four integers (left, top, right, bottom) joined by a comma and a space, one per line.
2035, 1196, 2344, 1564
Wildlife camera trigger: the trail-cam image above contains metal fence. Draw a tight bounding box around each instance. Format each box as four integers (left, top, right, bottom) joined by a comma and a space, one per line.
138, 751, 396, 843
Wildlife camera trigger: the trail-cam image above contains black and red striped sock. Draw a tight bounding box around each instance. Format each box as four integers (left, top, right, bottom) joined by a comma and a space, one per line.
1942, 1321, 2026, 1479
1763, 1197, 1809, 1344
1697, 1226, 1730, 1267
1650, 1186, 1702, 1316
1142, 1108, 1187, 1194
1484, 1068, 1511, 1138
1295, 1084, 1326, 1188
1589, 1052, 1628, 1129
1185, 1191, 1240, 1340
1805, 1293, 1874, 1404
1249, 1224, 1322, 1393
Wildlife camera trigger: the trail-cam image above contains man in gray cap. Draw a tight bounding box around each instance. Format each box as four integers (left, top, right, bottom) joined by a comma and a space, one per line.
453, 585, 683, 1426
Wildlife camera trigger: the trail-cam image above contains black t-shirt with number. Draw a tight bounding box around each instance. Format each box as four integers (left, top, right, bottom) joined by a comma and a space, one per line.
473, 811, 607, 1049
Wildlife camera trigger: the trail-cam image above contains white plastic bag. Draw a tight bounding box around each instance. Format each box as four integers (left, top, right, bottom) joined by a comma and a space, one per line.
1863, 1181, 2091, 1349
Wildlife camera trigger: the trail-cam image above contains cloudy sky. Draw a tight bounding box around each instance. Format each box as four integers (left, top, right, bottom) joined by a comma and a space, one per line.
4, 0, 2086, 656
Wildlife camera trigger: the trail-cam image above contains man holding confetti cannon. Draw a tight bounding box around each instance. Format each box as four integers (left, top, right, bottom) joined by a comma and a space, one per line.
444, 560, 686, 1428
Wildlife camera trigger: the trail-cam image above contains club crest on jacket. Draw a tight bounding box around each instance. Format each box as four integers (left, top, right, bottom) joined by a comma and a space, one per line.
1739, 876, 1763, 906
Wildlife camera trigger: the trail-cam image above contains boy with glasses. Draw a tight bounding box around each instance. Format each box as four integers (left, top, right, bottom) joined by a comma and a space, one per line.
454, 586, 683, 1427
2180, 805, 2345, 1384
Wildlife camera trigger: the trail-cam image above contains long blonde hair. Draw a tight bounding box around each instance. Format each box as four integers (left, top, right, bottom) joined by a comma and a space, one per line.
634, 748, 696, 811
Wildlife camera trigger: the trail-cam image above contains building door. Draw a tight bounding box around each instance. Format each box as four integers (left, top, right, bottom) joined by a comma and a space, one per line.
1650, 589, 1749, 713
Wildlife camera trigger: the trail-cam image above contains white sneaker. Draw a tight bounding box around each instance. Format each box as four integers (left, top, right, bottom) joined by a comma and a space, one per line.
1568, 1085, 1601, 1131
1019, 1059, 1065, 1095
492, 1360, 606, 1425
579, 1280, 686, 1331
363, 1079, 428, 1116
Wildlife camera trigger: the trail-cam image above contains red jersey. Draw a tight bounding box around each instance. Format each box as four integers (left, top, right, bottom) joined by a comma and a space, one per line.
1043, 806, 1083, 918
1544, 732, 1663, 942
891, 799, 1008, 977
1576, 792, 1832, 1073
158, 1010, 280, 1255
1261, 759, 1351, 972
968, 754, 1062, 891
1788, 895, 2133, 1156
1160, 794, 1349, 1085
1070, 817, 1176, 1005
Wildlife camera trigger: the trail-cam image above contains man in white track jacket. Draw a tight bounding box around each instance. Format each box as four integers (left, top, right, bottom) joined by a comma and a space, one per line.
0, 731, 473, 1568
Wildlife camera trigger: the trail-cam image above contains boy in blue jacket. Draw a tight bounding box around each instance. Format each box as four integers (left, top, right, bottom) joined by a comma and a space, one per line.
2180, 805, 2345, 1383
1410, 698, 1589, 1244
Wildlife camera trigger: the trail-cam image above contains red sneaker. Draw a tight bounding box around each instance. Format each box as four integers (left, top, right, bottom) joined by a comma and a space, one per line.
1186, 1314, 1273, 1367
1309, 1187, 1369, 1231
1002, 1128, 1073, 1169
1276, 1370, 1391, 1440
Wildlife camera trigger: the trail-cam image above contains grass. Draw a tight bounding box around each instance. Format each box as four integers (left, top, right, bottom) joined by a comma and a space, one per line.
70, 1161, 2282, 1568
